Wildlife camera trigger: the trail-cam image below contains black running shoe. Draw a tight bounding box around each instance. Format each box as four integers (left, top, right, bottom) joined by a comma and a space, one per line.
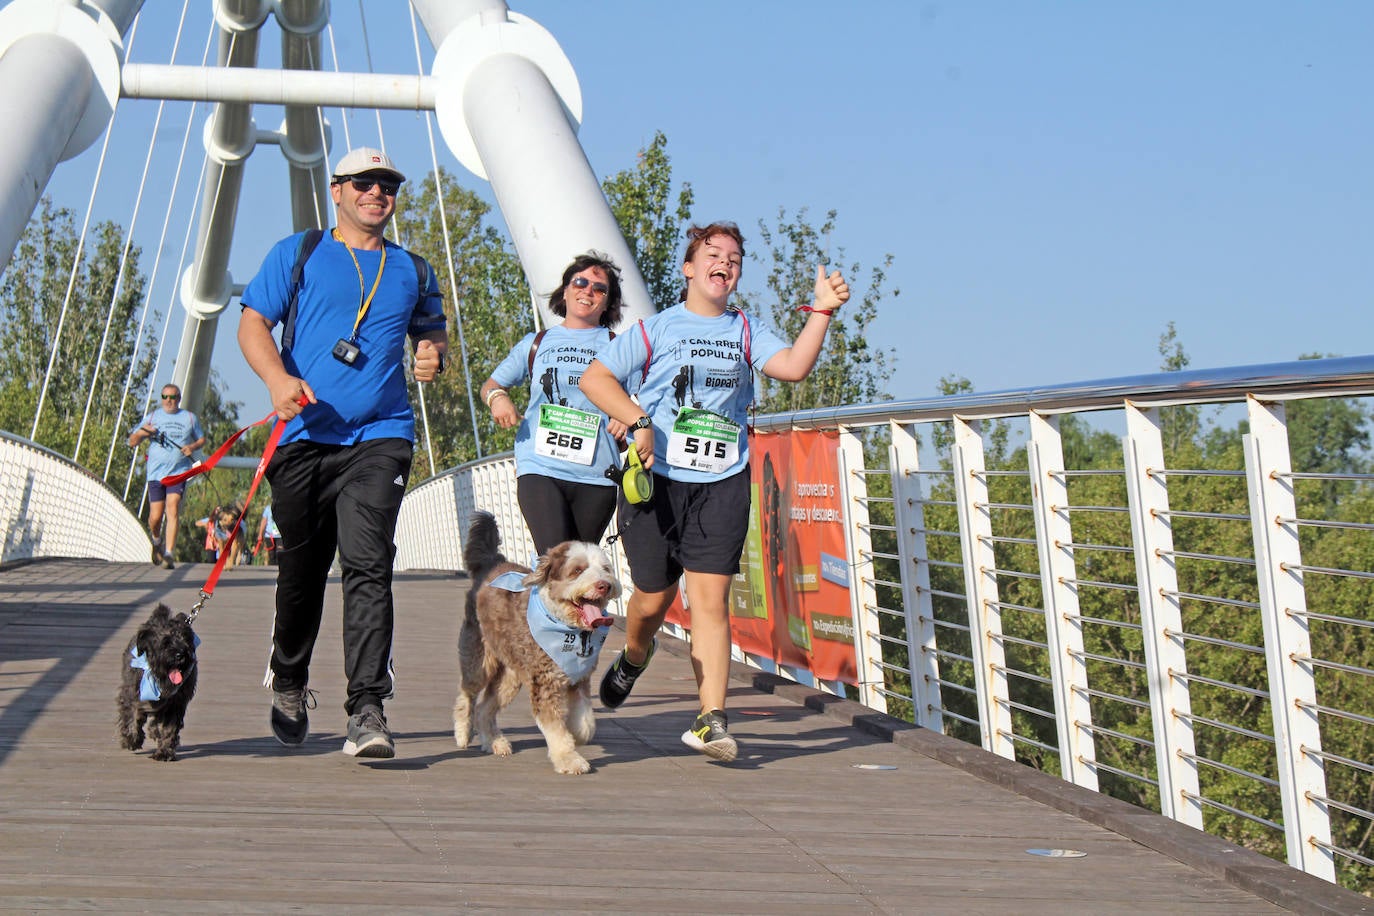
598, 638, 656, 709
161, 550, 175, 570
343, 705, 394, 759
270, 682, 313, 746
151, 538, 163, 566
681, 708, 738, 762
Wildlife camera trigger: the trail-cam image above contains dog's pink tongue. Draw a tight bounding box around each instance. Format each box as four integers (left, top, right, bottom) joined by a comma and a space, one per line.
578, 603, 612, 628
169, 669, 183, 685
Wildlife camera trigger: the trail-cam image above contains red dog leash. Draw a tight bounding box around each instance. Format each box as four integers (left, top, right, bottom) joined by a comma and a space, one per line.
163, 400, 303, 621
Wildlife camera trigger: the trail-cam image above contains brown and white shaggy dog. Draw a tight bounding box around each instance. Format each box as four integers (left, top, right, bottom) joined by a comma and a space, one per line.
454, 512, 621, 774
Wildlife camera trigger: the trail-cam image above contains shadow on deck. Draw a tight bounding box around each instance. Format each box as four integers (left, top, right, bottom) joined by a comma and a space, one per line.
0, 559, 1364, 914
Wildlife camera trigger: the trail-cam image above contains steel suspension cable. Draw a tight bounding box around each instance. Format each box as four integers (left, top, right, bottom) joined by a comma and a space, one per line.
392, 3, 438, 472
122, 21, 218, 506
324, 21, 354, 153
355, 2, 437, 471
30, 19, 141, 446
106, 13, 208, 481
406, 2, 483, 460
83, 1, 194, 473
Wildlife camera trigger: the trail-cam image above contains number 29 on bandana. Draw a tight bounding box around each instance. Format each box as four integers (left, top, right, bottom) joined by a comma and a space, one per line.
534, 404, 600, 465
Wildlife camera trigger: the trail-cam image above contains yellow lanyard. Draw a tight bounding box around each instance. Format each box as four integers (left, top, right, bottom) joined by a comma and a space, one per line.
333, 228, 386, 342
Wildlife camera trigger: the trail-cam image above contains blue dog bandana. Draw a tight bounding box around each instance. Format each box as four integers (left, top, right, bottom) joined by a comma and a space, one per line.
489, 571, 609, 681
129, 633, 200, 701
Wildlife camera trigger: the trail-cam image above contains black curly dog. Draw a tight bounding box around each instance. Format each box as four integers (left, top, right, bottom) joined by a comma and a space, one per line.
116, 604, 199, 761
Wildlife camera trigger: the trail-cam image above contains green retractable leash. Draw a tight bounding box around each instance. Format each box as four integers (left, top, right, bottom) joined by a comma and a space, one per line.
621, 441, 653, 504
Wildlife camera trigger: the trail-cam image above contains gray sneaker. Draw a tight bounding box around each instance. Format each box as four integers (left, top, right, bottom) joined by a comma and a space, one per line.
681, 708, 738, 762
343, 705, 394, 759
270, 683, 313, 746
151, 538, 163, 566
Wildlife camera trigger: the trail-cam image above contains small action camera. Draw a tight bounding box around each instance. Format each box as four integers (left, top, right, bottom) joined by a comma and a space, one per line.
332, 338, 361, 366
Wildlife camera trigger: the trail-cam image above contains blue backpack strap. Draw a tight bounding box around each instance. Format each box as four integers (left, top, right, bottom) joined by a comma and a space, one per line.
279, 228, 324, 354
411, 251, 428, 291
406, 252, 447, 337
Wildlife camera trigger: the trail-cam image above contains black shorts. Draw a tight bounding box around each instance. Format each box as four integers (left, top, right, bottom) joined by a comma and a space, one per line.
147, 479, 187, 502
618, 467, 750, 591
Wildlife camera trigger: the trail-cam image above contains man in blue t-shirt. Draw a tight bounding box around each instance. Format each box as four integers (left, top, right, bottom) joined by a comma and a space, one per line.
127, 383, 205, 570
238, 147, 449, 761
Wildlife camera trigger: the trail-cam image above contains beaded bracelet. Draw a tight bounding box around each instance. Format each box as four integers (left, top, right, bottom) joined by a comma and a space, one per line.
485, 388, 510, 408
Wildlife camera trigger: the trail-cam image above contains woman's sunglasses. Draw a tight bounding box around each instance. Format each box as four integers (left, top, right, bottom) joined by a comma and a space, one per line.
570, 276, 609, 296
333, 176, 401, 196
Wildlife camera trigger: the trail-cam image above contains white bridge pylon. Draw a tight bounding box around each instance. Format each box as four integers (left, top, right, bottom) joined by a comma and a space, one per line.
0, 0, 653, 414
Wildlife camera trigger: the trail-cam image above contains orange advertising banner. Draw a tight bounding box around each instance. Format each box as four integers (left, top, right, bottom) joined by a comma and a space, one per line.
739, 429, 857, 683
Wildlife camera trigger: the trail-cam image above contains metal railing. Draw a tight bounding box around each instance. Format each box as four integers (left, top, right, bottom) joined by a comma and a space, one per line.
394, 354, 1374, 892
0, 431, 149, 564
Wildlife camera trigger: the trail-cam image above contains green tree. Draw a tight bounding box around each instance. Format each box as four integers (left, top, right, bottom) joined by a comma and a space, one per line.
1158, 320, 1201, 457
393, 167, 533, 475
0, 197, 156, 467
742, 207, 896, 414
602, 130, 695, 310
0, 196, 247, 557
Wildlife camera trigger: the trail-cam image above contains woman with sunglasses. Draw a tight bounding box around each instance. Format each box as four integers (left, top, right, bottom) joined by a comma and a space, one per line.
579, 221, 850, 762
479, 252, 628, 555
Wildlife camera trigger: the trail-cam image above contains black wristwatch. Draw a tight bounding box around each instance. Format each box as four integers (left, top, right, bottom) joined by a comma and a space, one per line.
630, 415, 652, 431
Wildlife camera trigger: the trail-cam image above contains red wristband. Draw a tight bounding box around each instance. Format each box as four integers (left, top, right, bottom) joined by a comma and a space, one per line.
798, 306, 835, 316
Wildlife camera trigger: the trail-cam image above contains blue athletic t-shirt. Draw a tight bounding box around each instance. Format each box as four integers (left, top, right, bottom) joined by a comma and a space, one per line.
130, 408, 204, 481
489, 326, 618, 486
240, 231, 445, 446
594, 305, 786, 483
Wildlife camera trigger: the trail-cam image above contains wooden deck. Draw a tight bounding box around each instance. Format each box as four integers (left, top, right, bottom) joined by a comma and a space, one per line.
0, 559, 1366, 914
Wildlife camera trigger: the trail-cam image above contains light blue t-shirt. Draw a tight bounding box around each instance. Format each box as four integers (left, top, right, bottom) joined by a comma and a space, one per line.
593, 305, 786, 483
490, 325, 618, 486
130, 408, 203, 482
260, 505, 280, 539
240, 231, 446, 447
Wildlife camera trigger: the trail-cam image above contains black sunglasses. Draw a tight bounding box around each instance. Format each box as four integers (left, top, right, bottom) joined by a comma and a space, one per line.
570, 276, 609, 296
161, 393, 180, 401
333, 176, 400, 196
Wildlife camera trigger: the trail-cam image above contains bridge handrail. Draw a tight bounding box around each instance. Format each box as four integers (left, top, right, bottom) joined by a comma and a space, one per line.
752, 353, 1374, 429
0, 430, 149, 564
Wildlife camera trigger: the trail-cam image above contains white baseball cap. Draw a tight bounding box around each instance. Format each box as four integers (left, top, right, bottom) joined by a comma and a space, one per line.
332, 147, 405, 183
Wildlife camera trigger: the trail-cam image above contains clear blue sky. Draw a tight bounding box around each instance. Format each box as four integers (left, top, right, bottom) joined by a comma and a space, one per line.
34, 1, 1374, 423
